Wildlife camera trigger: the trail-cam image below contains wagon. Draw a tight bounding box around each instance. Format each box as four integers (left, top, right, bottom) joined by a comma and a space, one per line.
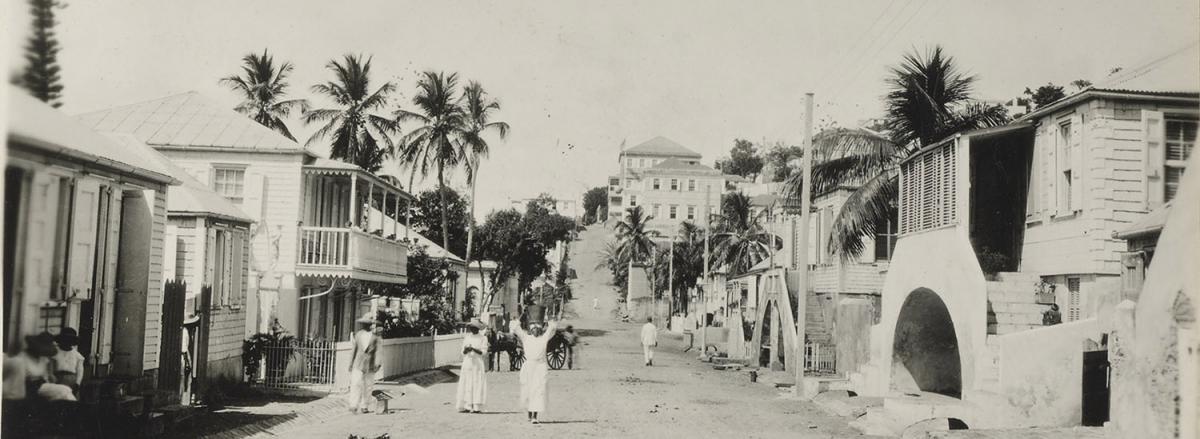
509, 329, 571, 371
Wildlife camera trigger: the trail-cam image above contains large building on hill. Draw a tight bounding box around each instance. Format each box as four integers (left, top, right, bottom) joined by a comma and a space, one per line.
607, 136, 741, 235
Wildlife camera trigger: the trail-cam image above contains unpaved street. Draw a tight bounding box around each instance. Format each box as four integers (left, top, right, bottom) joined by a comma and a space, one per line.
273, 226, 866, 438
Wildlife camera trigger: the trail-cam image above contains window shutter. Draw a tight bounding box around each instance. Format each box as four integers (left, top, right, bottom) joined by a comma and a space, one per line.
24, 171, 59, 307
1043, 132, 1055, 217
98, 190, 122, 364
807, 213, 818, 264
243, 173, 268, 222
1142, 110, 1166, 209
68, 178, 102, 300
205, 227, 218, 309
234, 231, 246, 305
1070, 115, 1084, 213
223, 232, 233, 307
822, 208, 835, 262
1026, 143, 1038, 218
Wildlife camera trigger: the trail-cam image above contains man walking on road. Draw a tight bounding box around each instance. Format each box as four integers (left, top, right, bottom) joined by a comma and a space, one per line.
641, 317, 657, 366
592, 298, 599, 310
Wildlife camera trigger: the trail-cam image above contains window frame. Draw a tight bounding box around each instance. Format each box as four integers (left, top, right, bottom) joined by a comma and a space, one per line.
687, 179, 696, 191
211, 165, 248, 204
1164, 116, 1196, 202
686, 205, 695, 220
653, 178, 661, 190
669, 205, 678, 219
670, 179, 679, 191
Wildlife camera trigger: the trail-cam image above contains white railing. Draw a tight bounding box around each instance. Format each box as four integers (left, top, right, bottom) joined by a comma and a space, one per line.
298, 226, 407, 277
804, 342, 836, 373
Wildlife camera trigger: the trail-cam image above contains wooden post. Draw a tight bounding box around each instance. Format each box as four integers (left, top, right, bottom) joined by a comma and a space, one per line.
349, 175, 358, 229
700, 184, 711, 356
794, 92, 814, 397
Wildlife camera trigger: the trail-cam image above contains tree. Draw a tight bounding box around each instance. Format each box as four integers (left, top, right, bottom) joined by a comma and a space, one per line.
1070, 79, 1092, 91
303, 54, 400, 172
20, 0, 65, 107
460, 81, 510, 278
1024, 83, 1067, 109
652, 221, 705, 311
380, 245, 458, 335
613, 206, 661, 303
783, 46, 1008, 258
412, 187, 470, 258
762, 141, 804, 182
710, 192, 778, 276
397, 71, 468, 253
597, 240, 631, 299
582, 186, 608, 224
714, 139, 764, 179
474, 205, 576, 308
220, 49, 309, 141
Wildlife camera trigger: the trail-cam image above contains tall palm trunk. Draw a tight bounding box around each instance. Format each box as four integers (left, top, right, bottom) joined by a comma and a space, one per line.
437, 160, 450, 253
465, 163, 478, 269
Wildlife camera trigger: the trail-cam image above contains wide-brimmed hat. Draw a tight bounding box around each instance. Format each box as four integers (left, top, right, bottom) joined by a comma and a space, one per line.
54, 328, 79, 347
466, 319, 486, 330
356, 313, 377, 325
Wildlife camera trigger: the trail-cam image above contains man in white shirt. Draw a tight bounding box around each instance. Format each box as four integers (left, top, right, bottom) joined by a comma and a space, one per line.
640, 317, 657, 366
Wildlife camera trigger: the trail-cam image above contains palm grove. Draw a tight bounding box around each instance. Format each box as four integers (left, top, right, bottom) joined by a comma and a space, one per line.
598, 46, 1012, 314
220, 50, 574, 335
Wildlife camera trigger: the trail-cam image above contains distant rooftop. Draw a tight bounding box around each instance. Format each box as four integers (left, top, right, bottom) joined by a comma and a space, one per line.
76, 91, 307, 152
622, 136, 702, 159
647, 157, 721, 174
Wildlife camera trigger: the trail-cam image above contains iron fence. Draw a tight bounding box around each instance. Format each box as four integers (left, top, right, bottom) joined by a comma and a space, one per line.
252, 338, 339, 393
803, 342, 836, 374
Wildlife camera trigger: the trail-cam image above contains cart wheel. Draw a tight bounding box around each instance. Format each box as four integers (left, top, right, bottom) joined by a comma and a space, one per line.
547, 345, 567, 370
511, 350, 525, 371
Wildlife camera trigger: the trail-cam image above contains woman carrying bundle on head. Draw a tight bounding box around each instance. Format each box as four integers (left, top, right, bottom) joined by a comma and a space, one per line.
510, 306, 557, 424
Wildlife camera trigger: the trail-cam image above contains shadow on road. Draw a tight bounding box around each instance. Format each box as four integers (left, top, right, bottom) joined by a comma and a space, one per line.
537, 419, 598, 424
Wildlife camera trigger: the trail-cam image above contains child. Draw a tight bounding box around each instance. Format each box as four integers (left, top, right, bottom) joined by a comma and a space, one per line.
52, 328, 85, 389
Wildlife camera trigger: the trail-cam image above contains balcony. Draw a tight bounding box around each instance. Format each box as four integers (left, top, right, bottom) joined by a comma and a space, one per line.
296, 159, 415, 285
297, 227, 408, 284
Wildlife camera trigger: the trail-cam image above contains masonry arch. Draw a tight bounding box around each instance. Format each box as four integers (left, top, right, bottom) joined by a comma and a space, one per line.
892, 287, 962, 398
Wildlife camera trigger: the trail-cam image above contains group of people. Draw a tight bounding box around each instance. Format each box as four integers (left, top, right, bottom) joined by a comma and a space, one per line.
3, 328, 86, 403
342, 311, 578, 425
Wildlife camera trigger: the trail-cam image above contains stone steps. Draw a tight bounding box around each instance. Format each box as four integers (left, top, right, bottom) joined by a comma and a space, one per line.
986, 274, 1049, 336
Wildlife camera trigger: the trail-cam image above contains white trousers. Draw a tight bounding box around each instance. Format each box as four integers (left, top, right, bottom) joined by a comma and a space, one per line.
642, 344, 654, 364
347, 370, 374, 411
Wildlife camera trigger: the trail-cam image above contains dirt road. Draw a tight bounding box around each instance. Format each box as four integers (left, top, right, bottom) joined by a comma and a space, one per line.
276, 225, 865, 438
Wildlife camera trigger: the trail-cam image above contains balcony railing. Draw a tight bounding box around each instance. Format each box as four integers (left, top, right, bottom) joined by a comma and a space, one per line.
297, 226, 408, 284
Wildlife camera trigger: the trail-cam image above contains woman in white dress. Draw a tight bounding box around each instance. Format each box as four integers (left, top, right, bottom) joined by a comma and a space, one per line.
455, 320, 489, 413
511, 318, 557, 424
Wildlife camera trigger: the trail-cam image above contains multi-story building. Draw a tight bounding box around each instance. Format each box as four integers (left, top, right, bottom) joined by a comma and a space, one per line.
846, 47, 1197, 432
608, 136, 730, 236
79, 92, 414, 342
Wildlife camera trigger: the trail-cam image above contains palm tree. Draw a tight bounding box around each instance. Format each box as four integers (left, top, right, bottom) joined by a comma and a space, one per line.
614, 206, 661, 265
219, 49, 309, 141
710, 192, 779, 276
653, 221, 705, 313
303, 54, 400, 173
784, 46, 1008, 258
396, 71, 468, 253
460, 81, 510, 271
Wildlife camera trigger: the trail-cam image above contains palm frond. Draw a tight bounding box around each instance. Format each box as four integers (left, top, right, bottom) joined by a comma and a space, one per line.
829, 170, 897, 259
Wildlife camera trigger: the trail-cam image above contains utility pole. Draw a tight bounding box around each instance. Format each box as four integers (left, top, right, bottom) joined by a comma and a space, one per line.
794, 92, 815, 398
668, 239, 675, 330
700, 184, 711, 356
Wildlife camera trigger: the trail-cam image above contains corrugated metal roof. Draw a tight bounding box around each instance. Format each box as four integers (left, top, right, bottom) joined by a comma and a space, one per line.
103, 133, 252, 223
622, 136, 702, 158
8, 90, 178, 185
76, 91, 306, 151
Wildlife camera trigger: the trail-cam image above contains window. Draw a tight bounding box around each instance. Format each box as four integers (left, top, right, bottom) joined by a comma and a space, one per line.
687, 205, 695, 220
1066, 277, 1081, 322
688, 179, 696, 191
629, 195, 637, 207
670, 179, 679, 191
653, 179, 661, 190
639, 159, 646, 168
626, 158, 632, 167
652, 204, 661, 218
1165, 117, 1196, 202
874, 217, 898, 261
1057, 121, 1074, 213
609, 177, 619, 186
669, 205, 678, 219
625, 178, 634, 188
212, 167, 246, 204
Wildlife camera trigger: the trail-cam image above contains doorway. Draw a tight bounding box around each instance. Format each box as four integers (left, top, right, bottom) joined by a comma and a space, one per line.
1081, 349, 1110, 426
892, 288, 962, 398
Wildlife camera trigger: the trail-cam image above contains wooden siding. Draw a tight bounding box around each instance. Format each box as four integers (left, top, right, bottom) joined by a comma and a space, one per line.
1021, 98, 1197, 276
143, 188, 168, 370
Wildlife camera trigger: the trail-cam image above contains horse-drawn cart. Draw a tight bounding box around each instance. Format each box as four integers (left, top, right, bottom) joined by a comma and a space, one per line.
488, 329, 571, 371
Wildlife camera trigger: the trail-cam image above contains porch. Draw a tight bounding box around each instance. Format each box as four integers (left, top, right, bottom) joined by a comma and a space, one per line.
297, 160, 414, 285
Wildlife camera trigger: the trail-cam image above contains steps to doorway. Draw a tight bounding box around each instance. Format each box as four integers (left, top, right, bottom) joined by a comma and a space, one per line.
987, 272, 1051, 335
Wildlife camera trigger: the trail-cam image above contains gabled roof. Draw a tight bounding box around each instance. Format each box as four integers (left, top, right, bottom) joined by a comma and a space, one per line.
104, 133, 252, 223
8, 90, 178, 185
397, 223, 465, 264
1114, 203, 1171, 240
622, 136, 702, 158
1019, 43, 1200, 122
76, 91, 307, 152
646, 157, 721, 174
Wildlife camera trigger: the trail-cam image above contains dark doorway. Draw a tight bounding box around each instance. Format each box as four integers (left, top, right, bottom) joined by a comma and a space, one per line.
1081, 350, 1110, 426
4, 168, 27, 351
759, 303, 773, 368
968, 129, 1034, 274
892, 288, 962, 398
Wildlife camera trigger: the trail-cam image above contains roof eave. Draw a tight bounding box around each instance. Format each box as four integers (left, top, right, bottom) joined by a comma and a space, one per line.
1018, 89, 1200, 122
11, 133, 181, 186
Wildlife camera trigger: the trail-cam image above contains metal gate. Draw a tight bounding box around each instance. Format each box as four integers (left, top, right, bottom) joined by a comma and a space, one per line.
1081, 350, 1110, 426
157, 280, 187, 392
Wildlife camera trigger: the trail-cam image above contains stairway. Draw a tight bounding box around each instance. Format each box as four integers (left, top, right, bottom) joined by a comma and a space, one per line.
986, 272, 1049, 335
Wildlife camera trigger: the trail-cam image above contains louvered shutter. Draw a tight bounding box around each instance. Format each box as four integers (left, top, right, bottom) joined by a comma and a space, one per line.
233, 230, 245, 306
24, 171, 59, 312
807, 213, 818, 265
205, 227, 218, 309
1026, 141, 1038, 218
98, 190, 123, 364
1142, 110, 1166, 209
68, 178, 101, 300
822, 208, 834, 262
222, 231, 233, 307
1069, 115, 1084, 213
1043, 131, 1056, 217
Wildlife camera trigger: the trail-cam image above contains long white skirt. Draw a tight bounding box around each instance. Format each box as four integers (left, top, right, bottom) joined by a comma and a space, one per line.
519, 359, 549, 412
456, 355, 488, 410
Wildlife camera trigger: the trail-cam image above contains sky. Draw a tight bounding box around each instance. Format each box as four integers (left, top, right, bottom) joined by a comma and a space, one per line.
6, 0, 1199, 218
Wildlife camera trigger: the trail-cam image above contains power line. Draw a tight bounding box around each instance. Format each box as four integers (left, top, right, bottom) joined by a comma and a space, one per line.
827, 0, 933, 109
813, 0, 901, 93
